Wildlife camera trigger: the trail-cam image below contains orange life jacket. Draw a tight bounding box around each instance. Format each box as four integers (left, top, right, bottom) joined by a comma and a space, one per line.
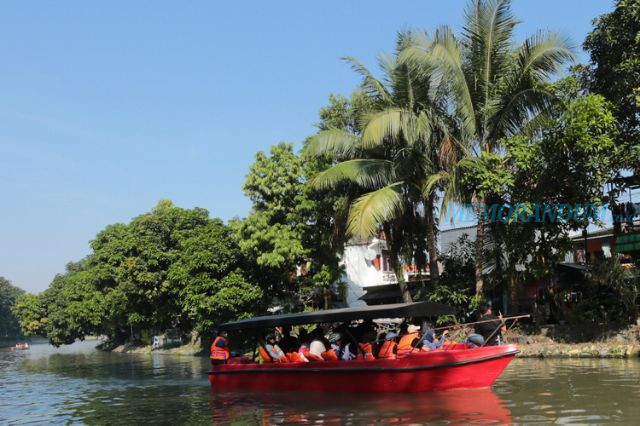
397, 332, 419, 358
286, 352, 305, 363
306, 352, 324, 362
356, 343, 375, 360
321, 348, 339, 361
258, 345, 273, 363
378, 340, 397, 360
210, 336, 230, 361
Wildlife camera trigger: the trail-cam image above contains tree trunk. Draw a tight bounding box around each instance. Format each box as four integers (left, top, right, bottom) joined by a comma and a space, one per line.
508, 267, 519, 314
389, 245, 412, 303
474, 200, 485, 296
383, 224, 412, 303
424, 195, 440, 287
323, 288, 331, 310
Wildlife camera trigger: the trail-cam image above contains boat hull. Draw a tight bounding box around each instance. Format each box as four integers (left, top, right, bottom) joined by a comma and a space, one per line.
209, 344, 518, 393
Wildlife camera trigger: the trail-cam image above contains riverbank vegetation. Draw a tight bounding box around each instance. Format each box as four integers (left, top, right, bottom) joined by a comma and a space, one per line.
11, 0, 640, 347
0, 277, 24, 344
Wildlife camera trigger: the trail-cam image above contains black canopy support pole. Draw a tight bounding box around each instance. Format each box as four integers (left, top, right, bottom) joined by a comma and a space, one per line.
251, 334, 257, 362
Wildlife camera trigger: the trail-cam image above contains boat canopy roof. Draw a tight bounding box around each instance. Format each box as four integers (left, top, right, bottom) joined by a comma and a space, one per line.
218, 302, 454, 331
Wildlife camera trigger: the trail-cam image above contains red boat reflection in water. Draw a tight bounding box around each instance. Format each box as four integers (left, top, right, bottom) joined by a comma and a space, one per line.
210, 387, 512, 424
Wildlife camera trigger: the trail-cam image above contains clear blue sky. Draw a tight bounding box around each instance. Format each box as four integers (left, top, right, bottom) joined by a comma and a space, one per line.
0, 1, 614, 292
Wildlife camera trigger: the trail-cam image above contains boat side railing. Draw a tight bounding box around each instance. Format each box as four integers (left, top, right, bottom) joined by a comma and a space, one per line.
408, 314, 531, 355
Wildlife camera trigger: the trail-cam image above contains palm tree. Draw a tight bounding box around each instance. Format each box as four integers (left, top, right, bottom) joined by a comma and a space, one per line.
405, 0, 575, 296
307, 33, 459, 302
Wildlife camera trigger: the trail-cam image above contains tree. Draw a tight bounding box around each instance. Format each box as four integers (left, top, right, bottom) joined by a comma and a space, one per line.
169, 219, 263, 332
584, 0, 640, 153
14, 201, 263, 346
420, 235, 475, 317
0, 277, 25, 339
406, 0, 574, 295
309, 33, 458, 302
13, 292, 47, 337
234, 142, 346, 310
42, 261, 106, 346
478, 79, 621, 313
89, 200, 212, 338
233, 143, 310, 306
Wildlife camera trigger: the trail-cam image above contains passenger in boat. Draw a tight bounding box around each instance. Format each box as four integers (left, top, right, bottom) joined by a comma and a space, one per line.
378, 331, 398, 359
422, 329, 449, 350
296, 329, 311, 362
277, 325, 298, 353
210, 330, 231, 365
329, 332, 355, 360
474, 302, 507, 346
265, 334, 287, 362
397, 324, 424, 358
321, 333, 341, 361
355, 330, 376, 360
355, 319, 375, 339
308, 328, 328, 361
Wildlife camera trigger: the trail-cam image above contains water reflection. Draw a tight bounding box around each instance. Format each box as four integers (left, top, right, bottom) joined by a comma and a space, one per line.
209, 388, 512, 424
3, 342, 640, 424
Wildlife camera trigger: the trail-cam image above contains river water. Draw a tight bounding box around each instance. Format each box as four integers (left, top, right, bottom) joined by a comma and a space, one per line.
1, 341, 638, 425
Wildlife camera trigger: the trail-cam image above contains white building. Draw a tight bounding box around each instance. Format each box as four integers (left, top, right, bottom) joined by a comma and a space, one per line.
340, 235, 430, 306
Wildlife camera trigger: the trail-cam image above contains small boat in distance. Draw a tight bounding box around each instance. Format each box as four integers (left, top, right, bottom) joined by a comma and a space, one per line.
13, 342, 29, 350
209, 302, 519, 393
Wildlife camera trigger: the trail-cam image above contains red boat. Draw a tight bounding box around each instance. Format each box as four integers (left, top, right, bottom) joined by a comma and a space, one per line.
209, 302, 518, 393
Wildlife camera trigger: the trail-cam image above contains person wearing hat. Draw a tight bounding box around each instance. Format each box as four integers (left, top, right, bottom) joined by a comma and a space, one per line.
473, 301, 506, 346
397, 324, 424, 358
378, 331, 398, 359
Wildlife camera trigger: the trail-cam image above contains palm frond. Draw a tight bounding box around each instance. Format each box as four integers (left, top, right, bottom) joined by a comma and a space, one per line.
347, 182, 405, 237
361, 108, 403, 148
306, 128, 361, 158
342, 56, 393, 104
425, 156, 482, 215
513, 30, 576, 81
310, 159, 394, 190
463, 0, 516, 88
429, 27, 477, 140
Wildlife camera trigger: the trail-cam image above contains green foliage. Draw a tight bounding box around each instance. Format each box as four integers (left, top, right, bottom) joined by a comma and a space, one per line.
482, 88, 623, 311
400, 0, 575, 296
13, 293, 48, 337
308, 32, 457, 300
418, 236, 475, 315
460, 152, 514, 200
316, 91, 374, 135
170, 220, 263, 332
569, 258, 639, 325
15, 201, 264, 346
584, 0, 640, 147
236, 142, 345, 310
0, 277, 25, 339
44, 262, 107, 345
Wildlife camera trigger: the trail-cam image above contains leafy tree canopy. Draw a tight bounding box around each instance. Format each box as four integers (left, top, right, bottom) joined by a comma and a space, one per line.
0, 277, 25, 339
584, 0, 640, 149
13, 201, 263, 346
